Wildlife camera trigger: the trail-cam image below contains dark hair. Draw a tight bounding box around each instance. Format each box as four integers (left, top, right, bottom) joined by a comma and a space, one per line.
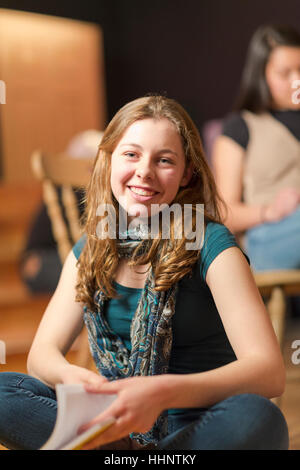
234, 24, 300, 112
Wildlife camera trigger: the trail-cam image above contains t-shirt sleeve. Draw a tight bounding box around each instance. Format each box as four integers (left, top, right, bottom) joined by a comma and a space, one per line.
199, 222, 250, 282
221, 112, 249, 150
72, 234, 87, 260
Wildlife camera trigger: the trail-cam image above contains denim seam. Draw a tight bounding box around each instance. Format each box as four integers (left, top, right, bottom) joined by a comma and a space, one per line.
21, 389, 57, 409
164, 410, 217, 449
16, 376, 26, 387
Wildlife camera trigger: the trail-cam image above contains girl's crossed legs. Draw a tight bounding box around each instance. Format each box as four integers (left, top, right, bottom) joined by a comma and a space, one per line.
0, 372, 289, 450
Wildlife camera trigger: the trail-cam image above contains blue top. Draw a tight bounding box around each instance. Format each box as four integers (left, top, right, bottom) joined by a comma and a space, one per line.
73, 222, 249, 413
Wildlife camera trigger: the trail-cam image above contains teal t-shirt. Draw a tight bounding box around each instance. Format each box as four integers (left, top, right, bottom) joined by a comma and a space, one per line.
73, 222, 248, 412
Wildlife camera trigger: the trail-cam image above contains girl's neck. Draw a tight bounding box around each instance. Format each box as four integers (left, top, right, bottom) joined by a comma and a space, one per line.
114, 258, 150, 289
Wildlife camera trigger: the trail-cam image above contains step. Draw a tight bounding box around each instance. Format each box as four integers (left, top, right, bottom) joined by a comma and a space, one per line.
0, 261, 38, 305
0, 228, 27, 264
0, 181, 43, 263
0, 181, 42, 222
1, 295, 51, 355
0, 289, 82, 357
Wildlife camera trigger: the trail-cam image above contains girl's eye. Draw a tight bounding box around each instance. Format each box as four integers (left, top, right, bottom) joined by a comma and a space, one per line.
159, 157, 174, 164
124, 152, 137, 158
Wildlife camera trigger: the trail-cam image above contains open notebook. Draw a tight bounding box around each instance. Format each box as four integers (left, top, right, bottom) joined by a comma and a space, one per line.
40, 383, 117, 450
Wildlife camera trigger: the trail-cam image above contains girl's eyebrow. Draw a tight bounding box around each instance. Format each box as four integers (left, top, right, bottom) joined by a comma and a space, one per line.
158, 149, 178, 156
119, 143, 178, 156
119, 143, 143, 149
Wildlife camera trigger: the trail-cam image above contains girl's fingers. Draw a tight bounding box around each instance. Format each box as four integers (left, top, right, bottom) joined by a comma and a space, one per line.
86, 376, 108, 387
78, 411, 116, 434
84, 379, 121, 394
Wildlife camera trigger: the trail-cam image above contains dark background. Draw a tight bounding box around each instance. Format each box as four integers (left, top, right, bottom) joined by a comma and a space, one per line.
0, 0, 300, 133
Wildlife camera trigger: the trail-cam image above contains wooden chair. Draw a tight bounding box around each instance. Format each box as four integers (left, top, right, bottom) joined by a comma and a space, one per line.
254, 270, 300, 349
253, 269, 300, 407
31, 150, 95, 369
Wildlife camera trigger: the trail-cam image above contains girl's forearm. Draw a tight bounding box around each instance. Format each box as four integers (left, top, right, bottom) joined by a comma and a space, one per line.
160, 357, 285, 411
223, 203, 263, 233
27, 344, 72, 389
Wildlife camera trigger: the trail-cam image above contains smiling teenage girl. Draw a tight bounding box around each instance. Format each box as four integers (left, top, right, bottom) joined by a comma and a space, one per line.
0, 96, 288, 450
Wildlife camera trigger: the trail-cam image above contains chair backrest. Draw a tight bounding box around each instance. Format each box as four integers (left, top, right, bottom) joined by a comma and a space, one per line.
31, 150, 95, 263
31, 150, 97, 370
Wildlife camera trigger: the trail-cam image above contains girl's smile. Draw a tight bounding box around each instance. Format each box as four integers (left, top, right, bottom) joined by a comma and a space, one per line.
127, 185, 159, 202
110, 118, 192, 220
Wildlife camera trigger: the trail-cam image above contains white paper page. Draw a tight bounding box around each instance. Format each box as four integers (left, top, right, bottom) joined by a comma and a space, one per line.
41, 384, 117, 450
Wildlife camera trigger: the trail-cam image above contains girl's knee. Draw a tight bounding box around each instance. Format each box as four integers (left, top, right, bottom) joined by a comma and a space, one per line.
222, 393, 284, 423
220, 393, 289, 449
0, 372, 55, 398
0, 372, 27, 390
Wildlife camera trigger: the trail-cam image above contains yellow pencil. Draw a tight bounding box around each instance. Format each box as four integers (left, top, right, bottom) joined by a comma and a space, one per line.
61, 418, 116, 450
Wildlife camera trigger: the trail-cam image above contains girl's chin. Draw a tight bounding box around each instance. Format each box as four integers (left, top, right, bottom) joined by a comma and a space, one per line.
116, 190, 176, 220
118, 202, 164, 223
121, 205, 151, 222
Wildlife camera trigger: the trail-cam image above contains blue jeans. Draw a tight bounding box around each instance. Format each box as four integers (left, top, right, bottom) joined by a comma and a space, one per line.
246, 205, 300, 272
0, 372, 289, 450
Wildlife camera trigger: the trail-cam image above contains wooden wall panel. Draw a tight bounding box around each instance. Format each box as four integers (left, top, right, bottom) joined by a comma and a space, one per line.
0, 9, 106, 182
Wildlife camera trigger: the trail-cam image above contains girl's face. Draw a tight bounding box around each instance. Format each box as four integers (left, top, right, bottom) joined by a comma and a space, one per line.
265, 45, 300, 110
110, 118, 192, 221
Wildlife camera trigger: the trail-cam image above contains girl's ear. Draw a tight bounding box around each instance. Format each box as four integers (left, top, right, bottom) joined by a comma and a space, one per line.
180, 164, 193, 187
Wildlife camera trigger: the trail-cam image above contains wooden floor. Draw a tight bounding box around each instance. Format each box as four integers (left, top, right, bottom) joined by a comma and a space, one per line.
0, 181, 300, 450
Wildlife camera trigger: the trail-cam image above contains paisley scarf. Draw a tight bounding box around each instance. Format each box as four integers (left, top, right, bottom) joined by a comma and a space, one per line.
83, 225, 178, 446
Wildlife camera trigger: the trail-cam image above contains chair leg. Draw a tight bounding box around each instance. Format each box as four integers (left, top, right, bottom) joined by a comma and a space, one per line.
267, 287, 286, 408
267, 287, 286, 350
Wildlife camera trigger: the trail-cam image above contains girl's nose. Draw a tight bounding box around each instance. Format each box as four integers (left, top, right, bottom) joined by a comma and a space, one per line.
135, 159, 154, 179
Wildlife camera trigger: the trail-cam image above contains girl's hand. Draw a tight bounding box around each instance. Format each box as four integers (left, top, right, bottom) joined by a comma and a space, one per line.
264, 187, 300, 222
60, 364, 108, 388
77, 375, 170, 450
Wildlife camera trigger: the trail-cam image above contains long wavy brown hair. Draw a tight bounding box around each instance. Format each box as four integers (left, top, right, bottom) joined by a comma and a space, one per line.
76, 95, 226, 309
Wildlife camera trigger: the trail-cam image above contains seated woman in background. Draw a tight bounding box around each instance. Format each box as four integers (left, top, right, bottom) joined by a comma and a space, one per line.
212, 24, 300, 273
